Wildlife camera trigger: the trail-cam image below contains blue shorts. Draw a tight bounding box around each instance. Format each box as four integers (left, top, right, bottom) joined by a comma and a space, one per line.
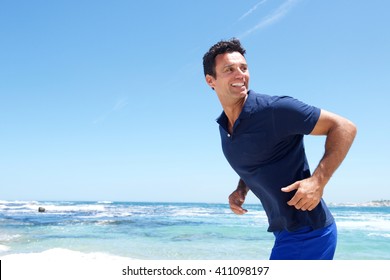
270, 222, 337, 260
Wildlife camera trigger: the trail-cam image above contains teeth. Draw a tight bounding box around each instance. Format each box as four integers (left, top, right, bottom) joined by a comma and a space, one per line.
232, 83, 244, 87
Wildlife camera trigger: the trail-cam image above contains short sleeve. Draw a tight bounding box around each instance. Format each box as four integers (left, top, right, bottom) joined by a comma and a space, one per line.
271, 96, 320, 138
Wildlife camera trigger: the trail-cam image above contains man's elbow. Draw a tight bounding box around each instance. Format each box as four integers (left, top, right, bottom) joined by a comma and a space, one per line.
343, 119, 358, 141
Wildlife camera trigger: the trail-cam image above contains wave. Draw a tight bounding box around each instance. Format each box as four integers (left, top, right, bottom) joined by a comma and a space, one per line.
0, 200, 39, 205
329, 200, 390, 207
336, 219, 390, 231
0, 201, 107, 214
0, 233, 22, 242
97, 201, 113, 204
367, 232, 390, 238
39, 204, 107, 213
0, 244, 10, 252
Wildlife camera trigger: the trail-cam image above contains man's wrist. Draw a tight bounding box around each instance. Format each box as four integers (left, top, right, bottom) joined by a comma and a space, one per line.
237, 179, 249, 193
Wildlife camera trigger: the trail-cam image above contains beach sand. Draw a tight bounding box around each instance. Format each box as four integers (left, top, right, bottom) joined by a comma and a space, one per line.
1, 248, 134, 280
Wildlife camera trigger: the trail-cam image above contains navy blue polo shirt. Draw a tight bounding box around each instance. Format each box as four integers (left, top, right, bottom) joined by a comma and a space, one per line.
217, 90, 334, 232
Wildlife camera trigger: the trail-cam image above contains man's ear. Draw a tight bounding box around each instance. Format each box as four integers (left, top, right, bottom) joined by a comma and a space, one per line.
205, 74, 215, 90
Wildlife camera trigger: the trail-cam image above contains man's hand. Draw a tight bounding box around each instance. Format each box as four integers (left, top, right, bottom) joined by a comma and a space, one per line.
282, 109, 357, 212
281, 177, 323, 211
229, 187, 248, 215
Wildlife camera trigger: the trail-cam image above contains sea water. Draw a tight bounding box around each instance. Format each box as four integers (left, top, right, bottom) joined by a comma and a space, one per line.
1, 200, 389, 260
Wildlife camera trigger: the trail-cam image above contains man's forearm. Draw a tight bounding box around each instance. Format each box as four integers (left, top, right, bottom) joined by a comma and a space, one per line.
312, 118, 357, 188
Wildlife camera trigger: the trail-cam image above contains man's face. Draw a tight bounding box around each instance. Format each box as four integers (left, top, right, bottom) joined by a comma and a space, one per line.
206, 51, 250, 102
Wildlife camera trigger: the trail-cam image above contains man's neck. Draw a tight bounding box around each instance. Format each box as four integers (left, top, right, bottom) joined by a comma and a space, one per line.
220, 95, 247, 133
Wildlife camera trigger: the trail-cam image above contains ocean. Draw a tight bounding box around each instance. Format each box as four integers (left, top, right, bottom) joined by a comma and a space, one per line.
1, 200, 390, 260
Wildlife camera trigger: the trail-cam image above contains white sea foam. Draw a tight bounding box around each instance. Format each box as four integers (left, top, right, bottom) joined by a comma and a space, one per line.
367, 232, 390, 238
0, 233, 21, 242
0, 200, 39, 204
0, 244, 10, 252
34, 204, 106, 213
97, 200, 113, 204
0, 200, 107, 213
337, 219, 390, 231
171, 207, 212, 217
329, 200, 390, 207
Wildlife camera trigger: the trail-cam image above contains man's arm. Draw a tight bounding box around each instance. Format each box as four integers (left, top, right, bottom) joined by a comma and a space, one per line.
229, 178, 250, 214
281, 109, 357, 211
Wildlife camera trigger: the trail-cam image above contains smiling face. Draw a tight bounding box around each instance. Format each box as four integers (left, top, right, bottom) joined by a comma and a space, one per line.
206, 51, 250, 104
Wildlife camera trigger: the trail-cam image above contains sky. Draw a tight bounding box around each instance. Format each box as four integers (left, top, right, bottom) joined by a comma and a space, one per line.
1, 0, 389, 204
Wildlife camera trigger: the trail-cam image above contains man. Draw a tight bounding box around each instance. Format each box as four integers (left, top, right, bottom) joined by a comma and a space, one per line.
203, 38, 357, 260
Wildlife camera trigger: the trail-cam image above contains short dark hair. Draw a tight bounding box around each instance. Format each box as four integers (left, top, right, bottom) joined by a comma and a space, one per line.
202, 38, 246, 78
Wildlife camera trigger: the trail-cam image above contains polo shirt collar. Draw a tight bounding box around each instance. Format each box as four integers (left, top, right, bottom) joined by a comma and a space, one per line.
216, 90, 256, 129
240, 89, 256, 119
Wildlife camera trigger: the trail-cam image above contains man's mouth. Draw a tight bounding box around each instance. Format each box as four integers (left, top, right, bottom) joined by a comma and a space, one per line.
231, 83, 245, 87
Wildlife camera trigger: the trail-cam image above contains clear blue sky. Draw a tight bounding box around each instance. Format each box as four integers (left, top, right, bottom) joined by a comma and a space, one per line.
1, 0, 389, 204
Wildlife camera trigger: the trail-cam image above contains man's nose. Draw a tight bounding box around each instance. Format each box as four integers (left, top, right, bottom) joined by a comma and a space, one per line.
235, 68, 245, 78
